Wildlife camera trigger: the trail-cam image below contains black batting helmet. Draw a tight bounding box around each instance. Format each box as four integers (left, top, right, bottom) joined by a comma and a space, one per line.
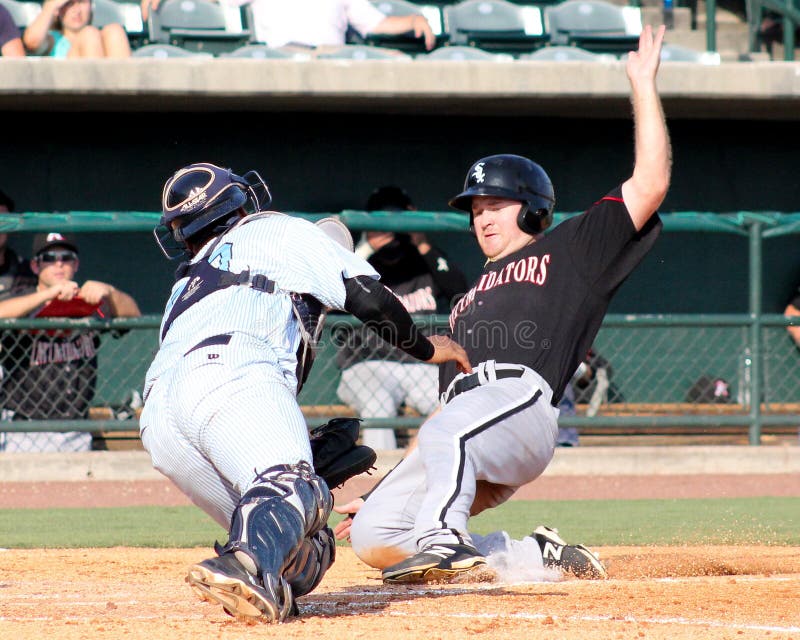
154, 162, 271, 258
449, 154, 555, 235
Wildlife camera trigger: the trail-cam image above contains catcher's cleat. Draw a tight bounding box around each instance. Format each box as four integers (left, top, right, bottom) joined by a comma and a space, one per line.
382, 543, 487, 584
186, 554, 295, 623
532, 525, 607, 579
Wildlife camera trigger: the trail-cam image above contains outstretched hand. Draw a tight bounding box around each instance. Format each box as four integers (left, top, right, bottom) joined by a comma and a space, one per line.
332, 498, 365, 541
425, 334, 472, 374
626, 24, 665, 89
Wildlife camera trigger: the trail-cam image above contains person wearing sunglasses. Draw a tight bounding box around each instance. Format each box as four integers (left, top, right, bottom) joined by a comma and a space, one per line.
0, 232, 140, 453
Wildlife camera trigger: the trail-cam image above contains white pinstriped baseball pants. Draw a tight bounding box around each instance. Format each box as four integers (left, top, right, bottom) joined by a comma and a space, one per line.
139, 333, 312, 529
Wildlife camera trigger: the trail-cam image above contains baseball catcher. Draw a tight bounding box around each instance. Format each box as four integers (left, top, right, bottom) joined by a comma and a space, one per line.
139, 162, 470, 622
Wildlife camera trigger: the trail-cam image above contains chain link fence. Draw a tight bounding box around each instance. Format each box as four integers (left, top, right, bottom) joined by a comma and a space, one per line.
2, 211, 799, 449
1, 313, 798, 452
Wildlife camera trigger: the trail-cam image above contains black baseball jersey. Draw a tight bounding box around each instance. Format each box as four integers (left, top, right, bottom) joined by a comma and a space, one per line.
441, 186, 662, 405
0, 287, 109, 419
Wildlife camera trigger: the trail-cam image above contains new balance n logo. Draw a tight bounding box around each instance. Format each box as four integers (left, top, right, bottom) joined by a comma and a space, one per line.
542, 541, 563, 561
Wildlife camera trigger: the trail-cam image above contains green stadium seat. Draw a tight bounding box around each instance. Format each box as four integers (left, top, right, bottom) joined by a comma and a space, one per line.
421, 44, 513, 60
147, 0, 250, 55
132, 42, 214, 57
659, 42, 721, 64
218, 44, 310, 59
442, 0, 549, 55
316, 44, 412, 60
92, 0, 147, 48
544, 0, 641, 55
520, 44, 613, 61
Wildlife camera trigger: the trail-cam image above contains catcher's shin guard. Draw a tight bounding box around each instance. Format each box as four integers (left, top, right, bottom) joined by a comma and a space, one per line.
284, 526, 336, 597
220, 463, 333, 576
199, 463, 333, 621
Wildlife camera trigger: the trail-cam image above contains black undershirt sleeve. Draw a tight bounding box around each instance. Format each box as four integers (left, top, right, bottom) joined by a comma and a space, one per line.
343, 275, 435, 361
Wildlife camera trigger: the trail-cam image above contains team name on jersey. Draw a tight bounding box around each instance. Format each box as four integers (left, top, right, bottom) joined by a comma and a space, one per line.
449, 254, 551, 329
30, 333, 97, 366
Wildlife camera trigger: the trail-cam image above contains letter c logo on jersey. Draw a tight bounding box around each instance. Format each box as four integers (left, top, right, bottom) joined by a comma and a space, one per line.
472, 163, 486, 184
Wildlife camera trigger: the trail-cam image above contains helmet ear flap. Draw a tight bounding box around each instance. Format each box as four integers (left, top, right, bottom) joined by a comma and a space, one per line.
517, 204, 553, 235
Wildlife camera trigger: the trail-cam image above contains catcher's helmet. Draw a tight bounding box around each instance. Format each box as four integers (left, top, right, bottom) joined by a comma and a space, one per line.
154, 162, 271, 258
449, 154, 555, 235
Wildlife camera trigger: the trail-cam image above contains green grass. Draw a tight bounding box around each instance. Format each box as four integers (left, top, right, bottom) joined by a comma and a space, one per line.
1, 498, 798, 548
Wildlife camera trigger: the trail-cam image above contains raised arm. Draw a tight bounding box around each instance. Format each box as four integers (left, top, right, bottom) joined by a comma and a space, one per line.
620, 25, 672, 232
22, 0, 66, 53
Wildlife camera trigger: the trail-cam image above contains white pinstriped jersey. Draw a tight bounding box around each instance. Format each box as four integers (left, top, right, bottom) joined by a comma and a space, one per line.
144, 212, 378, 397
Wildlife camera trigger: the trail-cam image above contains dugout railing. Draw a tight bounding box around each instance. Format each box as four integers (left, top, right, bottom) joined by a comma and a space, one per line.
0, 210, 799, 449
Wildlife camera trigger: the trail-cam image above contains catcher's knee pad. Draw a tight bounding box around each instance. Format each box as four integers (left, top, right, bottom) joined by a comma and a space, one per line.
284, 526, 336, 597
218, 463, 333, 581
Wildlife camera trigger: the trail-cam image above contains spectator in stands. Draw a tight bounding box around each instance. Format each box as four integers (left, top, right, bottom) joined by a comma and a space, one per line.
140, 0, 436, 51
23, 0, 131, 58
0, 232, 140, 453
784, 284, 800, 348
335, 186, 467, 449
0, 189, 37, 301
0, 3, 26, 56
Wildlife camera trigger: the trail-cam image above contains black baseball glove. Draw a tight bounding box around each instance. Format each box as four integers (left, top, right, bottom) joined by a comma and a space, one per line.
309, 417, 377, 489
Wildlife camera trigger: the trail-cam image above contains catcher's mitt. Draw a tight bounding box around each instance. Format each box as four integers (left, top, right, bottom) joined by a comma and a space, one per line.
310, 417, 377, 489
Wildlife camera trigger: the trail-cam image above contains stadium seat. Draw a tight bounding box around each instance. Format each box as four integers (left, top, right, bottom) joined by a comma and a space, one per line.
219, 44, 311, 59
521, 44, 613, 61
356, 0, 443, 53
659, 42, 721, 64
442, 0, 549, 55
131, 43, 214, 57
0, 0, 40, 29
422, 44, 513, 60
147, 0, 250, 55
92, 0, 147, 48
316, 44, 412, 60
544, 0, 641, 55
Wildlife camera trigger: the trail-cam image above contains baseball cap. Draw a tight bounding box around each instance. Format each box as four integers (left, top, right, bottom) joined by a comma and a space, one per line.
32, 232, 79, 256
365, 186, 414, 212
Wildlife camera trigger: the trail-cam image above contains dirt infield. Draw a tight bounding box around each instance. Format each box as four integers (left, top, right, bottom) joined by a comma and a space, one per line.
1, 472, 799, 639
1, 546, 798, 640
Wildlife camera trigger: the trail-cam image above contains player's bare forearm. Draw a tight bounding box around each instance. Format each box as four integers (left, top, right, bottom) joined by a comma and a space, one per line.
109, 288, 141, 317
621, 24, 671, 231
426, 334, 472, 373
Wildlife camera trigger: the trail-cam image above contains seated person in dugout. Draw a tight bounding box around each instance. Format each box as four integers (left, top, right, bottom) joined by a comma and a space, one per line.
335, 186, 467, 450
0, 232, 140, 452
